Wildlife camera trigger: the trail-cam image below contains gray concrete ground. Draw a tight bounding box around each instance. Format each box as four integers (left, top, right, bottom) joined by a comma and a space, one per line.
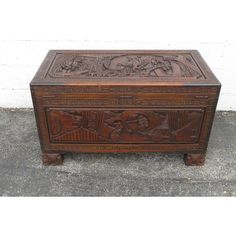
0, 108, 235, 196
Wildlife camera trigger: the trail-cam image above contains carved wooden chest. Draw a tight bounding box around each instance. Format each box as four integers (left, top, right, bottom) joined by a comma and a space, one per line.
30, 50, 221, 166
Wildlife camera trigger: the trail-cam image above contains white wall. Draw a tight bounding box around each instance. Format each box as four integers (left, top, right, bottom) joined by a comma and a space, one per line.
0, 0, 236, 110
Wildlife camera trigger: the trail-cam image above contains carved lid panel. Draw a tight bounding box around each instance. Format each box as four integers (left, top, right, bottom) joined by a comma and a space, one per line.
31, 50, 221, 86
49, 53, 203, 79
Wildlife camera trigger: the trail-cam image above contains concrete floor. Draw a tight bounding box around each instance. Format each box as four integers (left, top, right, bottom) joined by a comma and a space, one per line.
0, 108, 235, 196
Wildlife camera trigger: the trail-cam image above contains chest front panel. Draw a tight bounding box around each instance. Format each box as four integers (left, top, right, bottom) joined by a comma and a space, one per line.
31, 83, 219, 153
30, 50, 220, 155
46, 108, 204, 144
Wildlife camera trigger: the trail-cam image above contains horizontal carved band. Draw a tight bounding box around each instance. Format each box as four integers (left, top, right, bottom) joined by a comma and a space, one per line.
34, 86, 219, 94
42, 97, 217, 107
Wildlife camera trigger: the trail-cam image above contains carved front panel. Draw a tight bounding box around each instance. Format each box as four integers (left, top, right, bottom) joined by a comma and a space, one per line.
46, 108, 204, 144
48, 53, 204, 79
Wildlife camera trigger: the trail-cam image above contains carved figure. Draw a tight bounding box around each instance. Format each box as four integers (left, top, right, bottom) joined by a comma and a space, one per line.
51, 54, 203, 79
47, 109, 203, 143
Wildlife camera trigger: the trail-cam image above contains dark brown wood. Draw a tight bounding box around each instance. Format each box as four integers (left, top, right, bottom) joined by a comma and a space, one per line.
42, 153, 63, 165
46, 108, 204, 144
30, 50, 221, 165
184, 153, 206, 166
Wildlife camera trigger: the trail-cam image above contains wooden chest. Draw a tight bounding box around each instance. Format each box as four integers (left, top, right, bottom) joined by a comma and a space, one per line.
30, 50, 221, 166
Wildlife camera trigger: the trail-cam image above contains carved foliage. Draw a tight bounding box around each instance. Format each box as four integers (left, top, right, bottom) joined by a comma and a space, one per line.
48, 54, 203, 79
46, 109, 204, 144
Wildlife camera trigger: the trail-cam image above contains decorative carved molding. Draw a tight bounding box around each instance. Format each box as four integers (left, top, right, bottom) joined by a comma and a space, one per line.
48, 54, 204, 79
46, 109, 204, 144
41, 96, 215, 107
49, 143, 204, 152
35, 86, 218, 94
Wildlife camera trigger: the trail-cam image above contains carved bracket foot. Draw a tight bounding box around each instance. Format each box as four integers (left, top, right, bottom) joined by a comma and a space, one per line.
184, 153, 205, 166
42, 153, 63, 166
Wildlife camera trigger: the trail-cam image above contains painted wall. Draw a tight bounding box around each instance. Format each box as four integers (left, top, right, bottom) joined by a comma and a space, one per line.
0, 0, 235, 110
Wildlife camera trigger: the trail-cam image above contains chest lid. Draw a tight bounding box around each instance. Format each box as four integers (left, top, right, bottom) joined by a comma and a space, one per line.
31, 50, 221, 86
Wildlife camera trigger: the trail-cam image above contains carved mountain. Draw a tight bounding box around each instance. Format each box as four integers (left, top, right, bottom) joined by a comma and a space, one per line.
46, 109, 204, 144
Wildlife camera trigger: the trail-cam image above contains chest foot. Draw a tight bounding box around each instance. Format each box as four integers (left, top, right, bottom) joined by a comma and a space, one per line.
184, 153, 205, 166
42, 153, 63, 166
